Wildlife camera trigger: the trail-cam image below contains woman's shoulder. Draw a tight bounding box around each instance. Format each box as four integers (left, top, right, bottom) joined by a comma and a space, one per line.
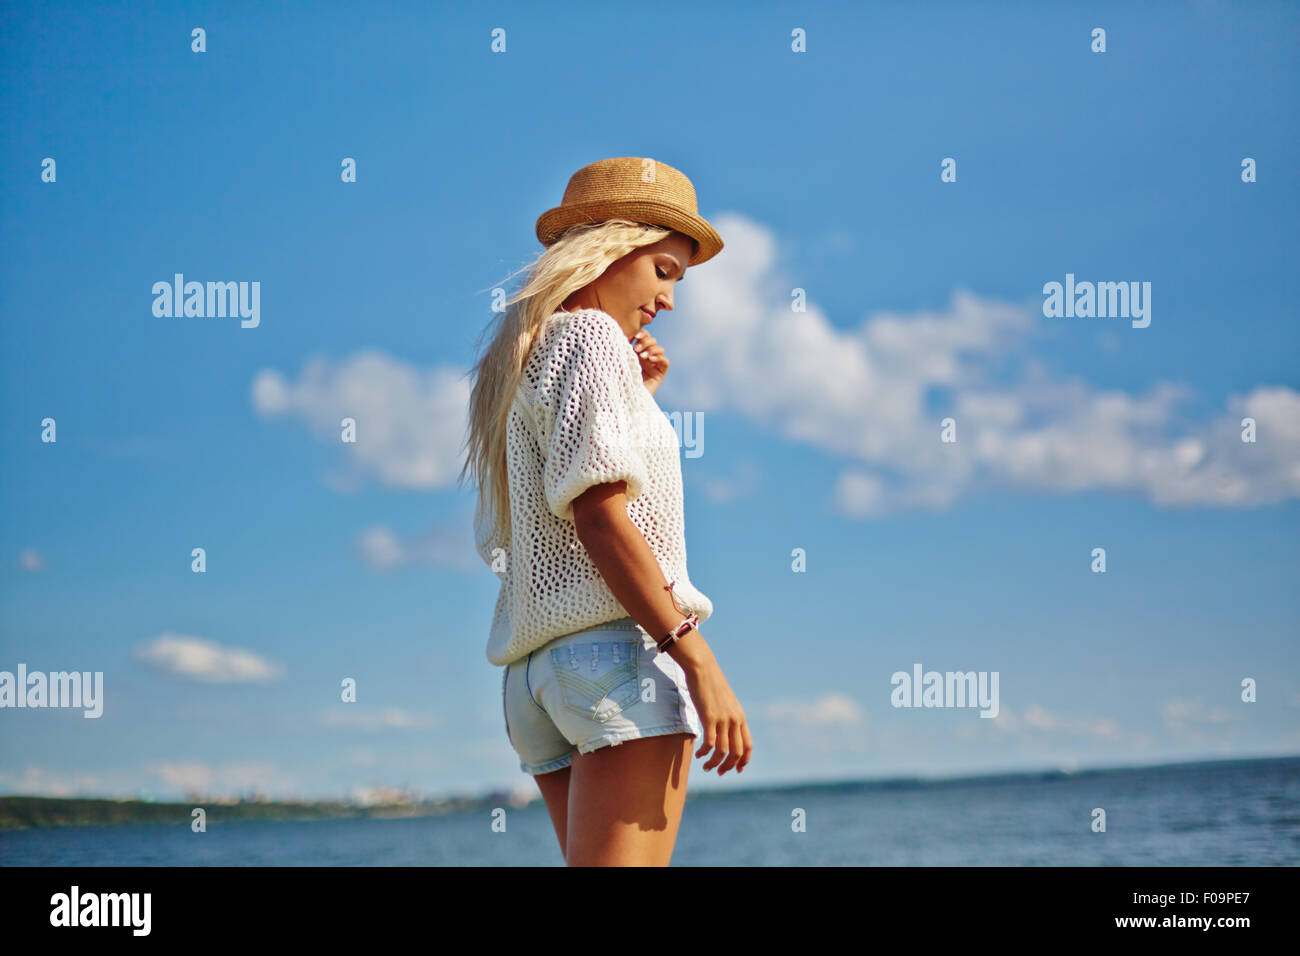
536, 308, 632, 367
545, 307, 626, 345
525, 308, 641, 411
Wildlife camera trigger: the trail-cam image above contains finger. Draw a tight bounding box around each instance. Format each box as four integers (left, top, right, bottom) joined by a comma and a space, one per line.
696, 723, 715, 760
701, 722, 721, 768
718, 724, 743, 775
738, 722, 753, 773
702, 722, 729, 770
729, 722, 746, 772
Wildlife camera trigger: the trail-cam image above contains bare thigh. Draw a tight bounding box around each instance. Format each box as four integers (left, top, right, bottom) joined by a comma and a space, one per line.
533, 756, 575, 859
565, 733, 694, 867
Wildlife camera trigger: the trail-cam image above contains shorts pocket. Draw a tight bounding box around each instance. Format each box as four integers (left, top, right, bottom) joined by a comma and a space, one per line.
550, 639, 641, 724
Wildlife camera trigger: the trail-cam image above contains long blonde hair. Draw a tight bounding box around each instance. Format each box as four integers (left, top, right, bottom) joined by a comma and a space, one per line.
459, 218, 679, 549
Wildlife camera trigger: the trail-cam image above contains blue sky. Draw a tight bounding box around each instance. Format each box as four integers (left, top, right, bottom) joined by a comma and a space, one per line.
2, 0, 1297, 805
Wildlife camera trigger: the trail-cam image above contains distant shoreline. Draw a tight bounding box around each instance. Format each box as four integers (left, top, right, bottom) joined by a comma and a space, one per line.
3, 754, 1295, 830
0, 795, 494, 831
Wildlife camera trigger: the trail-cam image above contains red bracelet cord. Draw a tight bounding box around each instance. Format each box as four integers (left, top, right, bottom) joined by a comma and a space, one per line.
657, 580, 698, 652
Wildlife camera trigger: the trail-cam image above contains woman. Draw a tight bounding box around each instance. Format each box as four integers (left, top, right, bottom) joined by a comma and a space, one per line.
460, 157, 752, 866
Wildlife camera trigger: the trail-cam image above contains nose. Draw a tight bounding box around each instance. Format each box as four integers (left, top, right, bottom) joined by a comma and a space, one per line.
656, 291, 673, 312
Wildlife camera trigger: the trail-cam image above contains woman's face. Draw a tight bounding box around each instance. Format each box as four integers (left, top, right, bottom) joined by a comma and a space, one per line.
562, 231, 695, 340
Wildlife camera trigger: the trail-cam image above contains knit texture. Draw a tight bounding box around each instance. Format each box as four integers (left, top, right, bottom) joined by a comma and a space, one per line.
476, 307, 713, 666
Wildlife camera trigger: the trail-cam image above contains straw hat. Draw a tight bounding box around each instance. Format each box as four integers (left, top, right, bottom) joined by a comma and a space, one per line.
535, 157, 723, 266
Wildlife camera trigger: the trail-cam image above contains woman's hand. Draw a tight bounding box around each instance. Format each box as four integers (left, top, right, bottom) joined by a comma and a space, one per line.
632, 329, 669, 396
667, 635, 752, 775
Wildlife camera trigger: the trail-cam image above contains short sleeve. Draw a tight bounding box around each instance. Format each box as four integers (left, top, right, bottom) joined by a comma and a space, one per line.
535, 313, 650, 522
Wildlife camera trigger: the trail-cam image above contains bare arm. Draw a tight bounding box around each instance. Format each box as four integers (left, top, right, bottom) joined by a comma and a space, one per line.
571, 481, 714, 671
572, 480, 752, 774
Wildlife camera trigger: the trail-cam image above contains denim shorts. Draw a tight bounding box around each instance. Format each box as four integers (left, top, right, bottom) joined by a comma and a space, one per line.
502, 615, 703, 775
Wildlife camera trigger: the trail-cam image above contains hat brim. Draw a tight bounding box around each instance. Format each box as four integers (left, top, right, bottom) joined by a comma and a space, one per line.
536, 199, 723, 266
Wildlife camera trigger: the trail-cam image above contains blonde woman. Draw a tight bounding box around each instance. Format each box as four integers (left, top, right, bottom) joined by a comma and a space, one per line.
461, 157, 752, 866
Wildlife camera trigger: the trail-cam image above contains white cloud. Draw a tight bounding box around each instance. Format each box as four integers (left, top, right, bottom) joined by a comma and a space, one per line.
0, 765, 106, 797
1161, 696, 1246, 735
662, 212, 1300, 516
249, 213, 1300, 518
357, 525, 406, 569
135, 634, 282, 683
319, 708, 440, 731
988, 705, 1119, 739
356, 523, 480, 572
145, 760, 291, 799
150, 761, 214, 793
698, 459, 762, 503
1021, 704, 1120, 738
763, 692, 866, 728
251, 352, 470, 490
18, 549, 46, 572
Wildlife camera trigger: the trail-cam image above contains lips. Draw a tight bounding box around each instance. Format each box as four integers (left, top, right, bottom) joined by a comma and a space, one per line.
640, 307, 654, 322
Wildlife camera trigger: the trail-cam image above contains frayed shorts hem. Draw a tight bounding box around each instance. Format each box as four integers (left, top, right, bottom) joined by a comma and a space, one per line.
519, 722, 698, 776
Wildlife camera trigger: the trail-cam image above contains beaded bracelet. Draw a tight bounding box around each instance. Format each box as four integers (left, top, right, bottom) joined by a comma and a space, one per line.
657, 612, 699, 653
657, 580, 699, 652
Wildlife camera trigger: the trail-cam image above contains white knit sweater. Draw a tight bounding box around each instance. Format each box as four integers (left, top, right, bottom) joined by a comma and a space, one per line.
476, 307, 713, 666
